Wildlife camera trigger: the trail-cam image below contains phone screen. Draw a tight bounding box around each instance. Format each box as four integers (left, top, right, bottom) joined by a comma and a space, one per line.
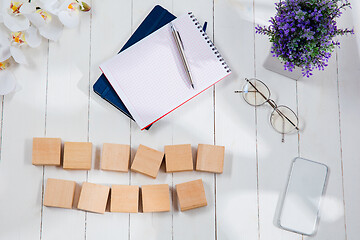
278, 157, 328, 236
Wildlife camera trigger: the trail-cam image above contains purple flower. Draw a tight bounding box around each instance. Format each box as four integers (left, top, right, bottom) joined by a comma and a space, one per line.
255, 0, 354, 77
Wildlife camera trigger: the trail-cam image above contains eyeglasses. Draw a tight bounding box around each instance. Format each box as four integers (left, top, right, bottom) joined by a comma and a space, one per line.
235, 78, 299, 142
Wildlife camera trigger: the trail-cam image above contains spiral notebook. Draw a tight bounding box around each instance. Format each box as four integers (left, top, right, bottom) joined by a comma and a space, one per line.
100, 12, 231, 130
93, 5, 176, 128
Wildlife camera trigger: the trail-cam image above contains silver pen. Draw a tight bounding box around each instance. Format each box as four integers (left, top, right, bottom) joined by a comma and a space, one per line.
170, 22, 194, 89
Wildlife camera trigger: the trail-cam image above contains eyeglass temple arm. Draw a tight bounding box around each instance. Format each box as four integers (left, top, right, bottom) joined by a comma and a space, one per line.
234, 90, 257, 93
244, 78, 299, 131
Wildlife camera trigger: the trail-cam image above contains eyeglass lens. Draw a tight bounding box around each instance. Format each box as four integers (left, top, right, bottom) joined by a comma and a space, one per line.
242, 79, 270, 106
270, 105, 298, 134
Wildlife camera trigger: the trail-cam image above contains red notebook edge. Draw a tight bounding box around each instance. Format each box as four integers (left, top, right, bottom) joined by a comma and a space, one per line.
140, 73, 232, 130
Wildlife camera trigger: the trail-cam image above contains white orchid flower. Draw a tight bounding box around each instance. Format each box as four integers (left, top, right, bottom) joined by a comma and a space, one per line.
40, 0, 90, 29
0, 0, 36, 32
0, 27, 41, 65
26, 6, 64, 41
0, 0, 91, 95
0, 27, 40, 95
0, 59, 16, 95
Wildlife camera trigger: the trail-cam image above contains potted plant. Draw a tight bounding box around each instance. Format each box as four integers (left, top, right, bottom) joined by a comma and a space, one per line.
256, 0, 354, 79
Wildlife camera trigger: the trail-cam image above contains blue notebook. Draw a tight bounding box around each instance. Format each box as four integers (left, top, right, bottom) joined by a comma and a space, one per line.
93, 5, 176, 128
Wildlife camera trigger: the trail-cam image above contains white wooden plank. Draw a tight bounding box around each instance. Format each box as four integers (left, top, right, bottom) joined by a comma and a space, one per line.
254, 0, 301, 239
129, 1, 174, 240
41, 12, 91, 240
337, 8, 360, 240
171, 0, 215, 239
298, 47, 345, 239
0, 44, 48, 239
214, 0, 259, 239
85, 0, 132, 239
0, 96, 3, 154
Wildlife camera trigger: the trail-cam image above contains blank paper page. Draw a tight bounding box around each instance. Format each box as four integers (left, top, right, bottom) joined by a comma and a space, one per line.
100, 13, 231, 129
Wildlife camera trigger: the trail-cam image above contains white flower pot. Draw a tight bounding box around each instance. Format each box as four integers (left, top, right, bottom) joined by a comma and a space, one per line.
263, 51, 303, 80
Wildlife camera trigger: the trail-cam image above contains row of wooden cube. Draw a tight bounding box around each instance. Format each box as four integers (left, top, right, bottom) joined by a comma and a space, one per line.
132, 144, 224, 178
33, 138, 225, 177
32, 138, 92, 170
44, 178, 207, 213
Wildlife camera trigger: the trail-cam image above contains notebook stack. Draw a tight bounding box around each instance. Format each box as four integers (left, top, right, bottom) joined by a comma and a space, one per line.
94, 5, 231, 130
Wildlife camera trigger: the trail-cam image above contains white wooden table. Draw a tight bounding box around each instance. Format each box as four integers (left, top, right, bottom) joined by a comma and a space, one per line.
0, 0, 359, 239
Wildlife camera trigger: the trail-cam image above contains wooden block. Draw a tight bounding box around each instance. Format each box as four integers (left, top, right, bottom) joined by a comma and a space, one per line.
32, 137, 61, 166
43, 178, 76, 209
63, 142, 92, 170
101, 143, 130, 172
176, 179, 207, 211
131, 144, 164, 178
77, 182, 110, 214
141, 184, 170, 212
110, 185, 139, 213
196, 144, 225, 173
164, 144, 193, 172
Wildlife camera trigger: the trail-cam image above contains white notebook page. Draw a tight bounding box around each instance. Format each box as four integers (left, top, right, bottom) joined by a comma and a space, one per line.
100, 13, 231, 129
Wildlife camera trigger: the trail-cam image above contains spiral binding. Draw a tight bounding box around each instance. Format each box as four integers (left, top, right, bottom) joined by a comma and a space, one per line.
188, 12, 231, 73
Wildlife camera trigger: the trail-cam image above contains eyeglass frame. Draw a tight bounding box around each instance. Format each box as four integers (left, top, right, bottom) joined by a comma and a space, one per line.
235, 78, 299, 141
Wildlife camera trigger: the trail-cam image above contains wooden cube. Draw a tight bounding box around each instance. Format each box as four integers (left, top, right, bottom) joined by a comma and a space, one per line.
63, 142, 92, 170
32, 137, 61, 166
164, 144, 193, 172
176, 179, 207, 211
77, 182, 110, 214
110, 185, 139, 213
101, 143, 130, 172
141, 184, 170, 213
131, 144, 164, 178
43, 178, 76, 209
196, 144, 225, 173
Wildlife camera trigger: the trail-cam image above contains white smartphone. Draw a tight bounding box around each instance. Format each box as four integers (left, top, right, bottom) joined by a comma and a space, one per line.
278, 157, 328, 236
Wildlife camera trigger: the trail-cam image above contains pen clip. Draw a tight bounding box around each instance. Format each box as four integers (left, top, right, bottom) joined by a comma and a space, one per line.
176, 31, 184, 50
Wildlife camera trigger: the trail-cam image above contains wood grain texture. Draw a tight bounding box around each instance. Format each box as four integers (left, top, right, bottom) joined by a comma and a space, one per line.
44, 178, 76, 209
254, 0, 302, 239
0, 34, 48, 240
298, 46, 346, 239
131, 144, 165, 178
77, 182, 110, 214
214, 0, 260, 239
101, 143, 130, 172
142, 184, 171, 213
85, 0, 132, 239
176, 179, 207, 211
110, 185, 139, 213
41, 10, 91, 240
171, 0, 216, 238
63, 142, 92, 170
32, 138, 62, 166
196, 144, 225, 173
164, 144, 193, 172
298, 45, 345, 240
129, 2, 173, 240
337, 7, 360, 240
